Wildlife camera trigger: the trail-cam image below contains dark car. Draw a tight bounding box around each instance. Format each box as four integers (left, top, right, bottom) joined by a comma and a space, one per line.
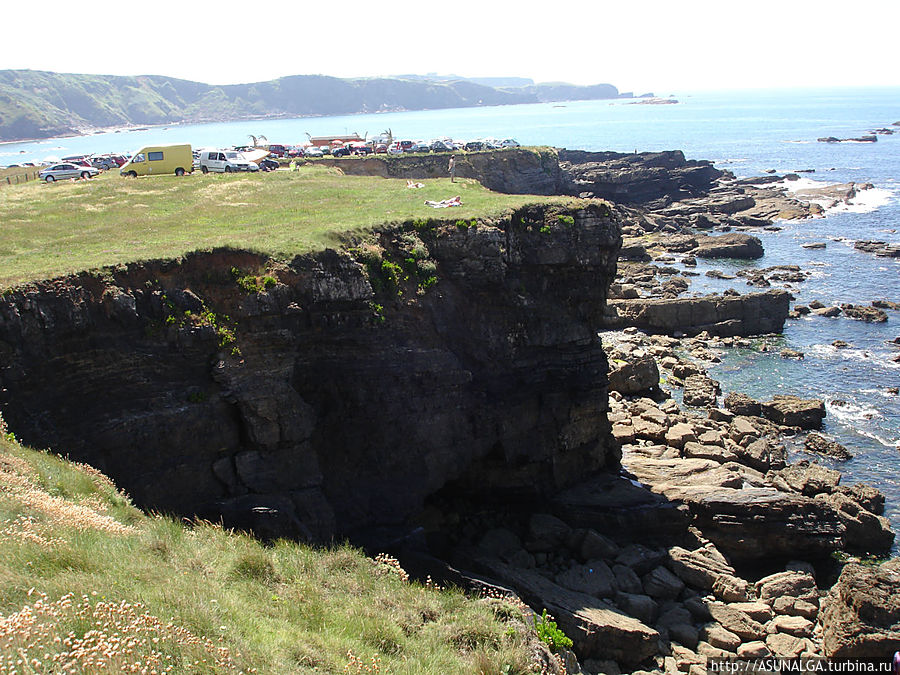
258, 157, 280, 171
332, 146, 352, 157
430, 140, 453, 153
464, 141, 485, 152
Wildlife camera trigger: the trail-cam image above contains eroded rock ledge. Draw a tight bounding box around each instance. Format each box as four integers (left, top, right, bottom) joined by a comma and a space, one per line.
0, 203, 621, 545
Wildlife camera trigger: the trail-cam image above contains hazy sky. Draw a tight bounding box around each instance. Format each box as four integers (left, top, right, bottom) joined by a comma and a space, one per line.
4, 0, 899, 93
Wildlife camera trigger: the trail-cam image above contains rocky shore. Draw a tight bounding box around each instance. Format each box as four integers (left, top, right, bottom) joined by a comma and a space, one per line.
1, 148, 897, 674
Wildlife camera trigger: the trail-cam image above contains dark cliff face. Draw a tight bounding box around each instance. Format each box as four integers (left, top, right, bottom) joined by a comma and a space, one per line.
0, 203, 622, 544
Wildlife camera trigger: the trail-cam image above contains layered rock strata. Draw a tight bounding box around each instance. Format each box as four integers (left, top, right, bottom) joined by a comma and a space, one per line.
0, 204, 621, 544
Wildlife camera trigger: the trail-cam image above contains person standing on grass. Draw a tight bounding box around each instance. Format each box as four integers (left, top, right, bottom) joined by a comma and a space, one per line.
449, 154, 456, 182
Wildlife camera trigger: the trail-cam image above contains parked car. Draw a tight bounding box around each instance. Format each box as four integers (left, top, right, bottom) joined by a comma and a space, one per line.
89, 155, 117, 170
430, 140, 453, 153
304, 147, 323, 157
287, 146, 305, 157
411, 142, 431, 153
198, 149, 258, 173
374, 143, 388, 154
257, 157, 279, 171
351, 143, 372, 155
399, 140, 415, 151
39, 163, 99, 182
332, 146, 352, 157
387, 142, 403, 154
464, 140, 485, 152
500, 138, 520, 148
319, 146, 332, 155
266, 144, 288, 157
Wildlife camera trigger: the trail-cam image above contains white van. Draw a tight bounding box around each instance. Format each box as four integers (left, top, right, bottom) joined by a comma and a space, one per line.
198, 149, 259, 174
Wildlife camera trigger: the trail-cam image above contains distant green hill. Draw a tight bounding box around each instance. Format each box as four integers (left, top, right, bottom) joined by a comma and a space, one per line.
0, 70, 621, 142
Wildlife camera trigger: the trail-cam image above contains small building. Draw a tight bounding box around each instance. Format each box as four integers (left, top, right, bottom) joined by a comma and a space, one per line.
307, 133, 364, 146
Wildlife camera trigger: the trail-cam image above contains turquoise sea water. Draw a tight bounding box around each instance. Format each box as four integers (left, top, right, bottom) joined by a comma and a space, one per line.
3, 87, 899, 551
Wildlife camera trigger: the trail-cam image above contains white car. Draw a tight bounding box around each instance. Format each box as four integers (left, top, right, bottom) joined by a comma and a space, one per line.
38, 163, 99, 182
199, 150, 259, 173
500, 138, 521, 148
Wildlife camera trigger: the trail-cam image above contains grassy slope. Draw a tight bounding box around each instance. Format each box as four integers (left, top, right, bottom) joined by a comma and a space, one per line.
0, 165, 566, 287
0, 427, 547, 674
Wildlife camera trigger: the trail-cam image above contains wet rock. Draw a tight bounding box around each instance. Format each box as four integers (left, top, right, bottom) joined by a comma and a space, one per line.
759, 395, 826, 429
813, 305, 842, 317
694, 233, 764, 260
841, 304, 888, 322
804, 432, 853, 460
820, 561, 900, 658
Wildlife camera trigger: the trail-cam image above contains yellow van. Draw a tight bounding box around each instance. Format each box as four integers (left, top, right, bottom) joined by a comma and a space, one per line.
120, 144, 193, 177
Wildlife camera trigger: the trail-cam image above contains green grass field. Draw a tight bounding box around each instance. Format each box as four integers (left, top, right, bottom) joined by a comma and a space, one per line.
0, 429, 547, 674
0, 166, 563, 287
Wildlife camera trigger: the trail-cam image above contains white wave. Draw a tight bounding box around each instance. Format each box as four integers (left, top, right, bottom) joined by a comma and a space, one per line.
829, 187, 894, 213
826, 398, 883, 422
853, 429, 899, 449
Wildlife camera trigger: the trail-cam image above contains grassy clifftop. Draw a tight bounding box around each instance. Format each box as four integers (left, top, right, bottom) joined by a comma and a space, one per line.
0, 165, 573, 287
0, 418, 556, 673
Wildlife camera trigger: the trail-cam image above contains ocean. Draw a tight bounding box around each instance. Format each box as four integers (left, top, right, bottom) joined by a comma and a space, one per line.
2, 87, 899, 552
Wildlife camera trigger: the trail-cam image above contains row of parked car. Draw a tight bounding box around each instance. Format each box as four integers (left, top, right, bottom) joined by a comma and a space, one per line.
260, 137, 521, 158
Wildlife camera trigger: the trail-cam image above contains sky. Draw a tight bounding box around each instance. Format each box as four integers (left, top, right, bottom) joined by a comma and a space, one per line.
3, 0, 899, 93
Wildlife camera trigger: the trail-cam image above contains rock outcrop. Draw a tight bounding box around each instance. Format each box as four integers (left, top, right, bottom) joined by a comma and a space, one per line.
0, 203, 622, 544
821, 561, 900, 658
603, 290, 791, 336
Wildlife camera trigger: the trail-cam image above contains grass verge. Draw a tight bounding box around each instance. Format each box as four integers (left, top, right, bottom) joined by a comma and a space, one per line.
0, 166, 565, 287
0, 421, 547, 674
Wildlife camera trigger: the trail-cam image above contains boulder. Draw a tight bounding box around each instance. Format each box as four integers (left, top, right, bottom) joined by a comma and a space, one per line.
712, 575, 751, 603
707, 602, 767, 641
756, 571, 819, 606
723, 392, 762, 417
701, 623, 742, 651
766, 632, 808, 658
769, 615, 815, 638
667, 545, 736, 590
821, 561, 900, 658
613, 564, 644, 595
608, 355, 661, 395
556, 560, 617, 598
683, 374, 720, 407
665, 423, 698, 449
816, 492, 895, 554
805, 432, 853, 460
772, 597, 818, 620
834, 484, 885, 515
694, 233, 764, 259
760, 395, 826, 429
777, 460, 841, 497
737, 641, 772, 659
527, 513, 573, 551
471, 558, 661, 666
614, 591, 659, 625
840, 304, 888, 323
642, 565, 685, 601
730, 602, 775, 624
